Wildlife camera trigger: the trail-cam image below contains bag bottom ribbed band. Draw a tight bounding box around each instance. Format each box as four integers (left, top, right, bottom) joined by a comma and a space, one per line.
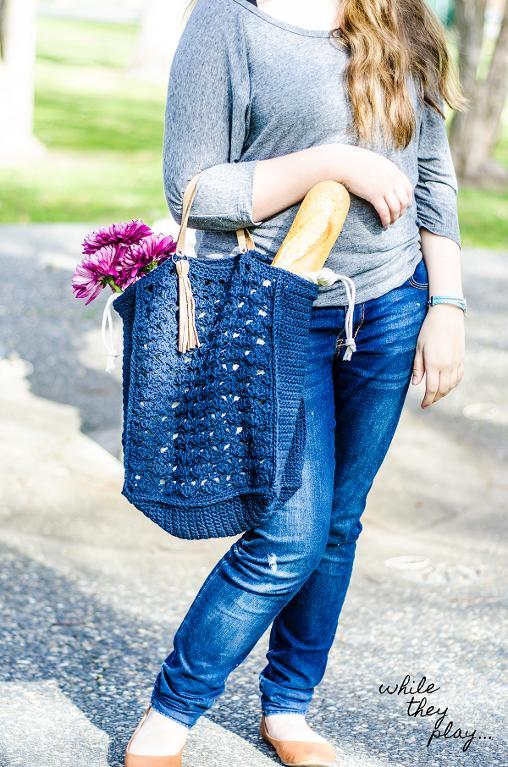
121, 485, 281, 540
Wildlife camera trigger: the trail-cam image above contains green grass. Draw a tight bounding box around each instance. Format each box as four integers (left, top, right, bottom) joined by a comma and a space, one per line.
0, 14, 506, 249
457, 131, 508, 249
0, 16, 168, 224
0, 150, 165, 224
36, 16, 139, 69
34, 57, 165, 154
458, 186, 508, 249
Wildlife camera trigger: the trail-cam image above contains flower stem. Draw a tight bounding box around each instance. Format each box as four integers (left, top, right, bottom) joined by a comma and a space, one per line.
103, 276, 123, 293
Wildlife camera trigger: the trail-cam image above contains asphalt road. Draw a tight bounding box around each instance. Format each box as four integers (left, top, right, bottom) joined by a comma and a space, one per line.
0, 224, 506, 767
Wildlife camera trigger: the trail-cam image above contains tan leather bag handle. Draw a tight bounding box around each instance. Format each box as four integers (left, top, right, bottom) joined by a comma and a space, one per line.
176, 172, 255, 255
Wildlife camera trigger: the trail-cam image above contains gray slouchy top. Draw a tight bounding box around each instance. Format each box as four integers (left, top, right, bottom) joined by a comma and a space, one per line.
162, 0, 461, 307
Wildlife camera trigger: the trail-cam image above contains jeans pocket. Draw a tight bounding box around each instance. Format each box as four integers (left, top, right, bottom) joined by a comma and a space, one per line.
407, 257, 429, 290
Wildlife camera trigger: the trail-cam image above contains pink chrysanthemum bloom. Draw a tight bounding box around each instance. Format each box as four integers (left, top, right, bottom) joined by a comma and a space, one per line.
82, 219, 153, 255
120, 233, 177, 288
72, 244, 125, 304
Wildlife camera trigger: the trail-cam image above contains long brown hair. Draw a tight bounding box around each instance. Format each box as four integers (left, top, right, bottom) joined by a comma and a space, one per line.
184, 0, 466, 149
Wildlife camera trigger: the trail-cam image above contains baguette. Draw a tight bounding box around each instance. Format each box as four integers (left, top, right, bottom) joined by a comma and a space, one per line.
271, 181, 350, 274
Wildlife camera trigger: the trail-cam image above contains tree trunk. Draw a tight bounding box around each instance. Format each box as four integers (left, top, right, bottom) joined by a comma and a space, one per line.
0, 0, 43, 165
468, 7, 508, 177
451, 0, 508, 183
455, 0, 487, 93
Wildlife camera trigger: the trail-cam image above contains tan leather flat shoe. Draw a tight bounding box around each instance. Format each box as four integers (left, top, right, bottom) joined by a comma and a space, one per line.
259, 715, 336, 767
124, 706, 184, 767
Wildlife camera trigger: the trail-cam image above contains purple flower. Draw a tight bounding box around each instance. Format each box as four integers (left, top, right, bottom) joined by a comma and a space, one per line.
72, 244, 125, 304
120, 234, 177, 288
74, 221, 178, 303
82, 219, 153, 255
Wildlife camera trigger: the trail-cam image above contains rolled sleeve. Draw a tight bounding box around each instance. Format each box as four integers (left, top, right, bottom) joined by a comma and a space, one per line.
174, 159, 260, 230
163, 0, 259, 231
414, 101, 461, 248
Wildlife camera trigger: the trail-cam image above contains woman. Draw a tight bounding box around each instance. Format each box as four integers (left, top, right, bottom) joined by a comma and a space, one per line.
124, 0, 466, 765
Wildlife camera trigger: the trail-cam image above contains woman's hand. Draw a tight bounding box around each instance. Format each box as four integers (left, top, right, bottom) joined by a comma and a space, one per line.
335, 144, 413, 227
411, 305, 465, 408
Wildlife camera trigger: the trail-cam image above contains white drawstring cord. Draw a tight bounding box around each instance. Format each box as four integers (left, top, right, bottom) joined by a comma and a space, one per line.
299, 268, 357, 361
339, 274, 357, 361
101, 290, 120, 373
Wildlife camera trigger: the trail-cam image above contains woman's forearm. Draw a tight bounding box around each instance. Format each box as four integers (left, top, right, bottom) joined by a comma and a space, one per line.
252, 144, 342, 222
420, 228, 464, 297
252, 143, 413, 227
414, 227, 465, 409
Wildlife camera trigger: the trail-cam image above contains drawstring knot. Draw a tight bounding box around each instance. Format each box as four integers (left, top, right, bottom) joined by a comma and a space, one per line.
298, 267, 357, 361
342, 335, 357, 361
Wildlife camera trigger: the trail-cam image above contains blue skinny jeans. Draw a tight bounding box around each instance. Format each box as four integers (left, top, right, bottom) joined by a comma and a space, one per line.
150, 256, 429, 726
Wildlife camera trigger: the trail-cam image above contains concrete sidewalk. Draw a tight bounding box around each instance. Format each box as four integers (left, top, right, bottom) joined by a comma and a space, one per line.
0, 225, 506, 766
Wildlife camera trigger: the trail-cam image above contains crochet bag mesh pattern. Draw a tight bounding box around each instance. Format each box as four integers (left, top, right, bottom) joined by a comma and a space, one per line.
113, 248, 319, 540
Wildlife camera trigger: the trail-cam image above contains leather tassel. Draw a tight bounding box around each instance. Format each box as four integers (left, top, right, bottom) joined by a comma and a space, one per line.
175, 258, 201, 352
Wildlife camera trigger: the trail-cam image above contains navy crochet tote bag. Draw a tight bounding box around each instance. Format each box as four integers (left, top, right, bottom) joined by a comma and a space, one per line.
112, 173, 319, 540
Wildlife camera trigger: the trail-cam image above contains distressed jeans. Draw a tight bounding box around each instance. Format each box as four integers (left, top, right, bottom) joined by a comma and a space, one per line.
150, 257, 429, 726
